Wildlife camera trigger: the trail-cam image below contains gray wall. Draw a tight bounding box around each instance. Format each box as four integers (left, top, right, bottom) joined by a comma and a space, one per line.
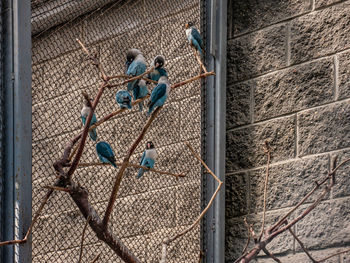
226, 0, 350, 262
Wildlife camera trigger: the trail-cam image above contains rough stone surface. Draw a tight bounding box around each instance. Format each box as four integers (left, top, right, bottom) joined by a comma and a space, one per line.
227, 82, 251, 129
254, 58, 335, 121
296, 198, 350, 250
226, 116, 295, 172
225, 173, 249, 218
330, 150, 350, 198
315, 0, 346, 9
250, 155, 329, 213
256, 247, 340, 262
227, 25, 287, 84
291, 2, 350, 64
226, 1, 350, 261
338, 50, 350, 99
298, 101, 350, 156
232, 0, 311, 36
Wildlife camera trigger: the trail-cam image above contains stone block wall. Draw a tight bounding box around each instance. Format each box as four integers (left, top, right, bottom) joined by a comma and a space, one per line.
31, 1, 202, 262
226, 0, 350, 262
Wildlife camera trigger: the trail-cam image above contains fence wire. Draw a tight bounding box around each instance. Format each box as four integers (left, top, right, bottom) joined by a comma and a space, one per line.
31, 0, 204, 262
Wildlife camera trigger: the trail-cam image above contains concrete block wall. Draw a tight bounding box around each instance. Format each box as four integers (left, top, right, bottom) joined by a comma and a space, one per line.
31, 1, 202, 262
226, 0, 350, 262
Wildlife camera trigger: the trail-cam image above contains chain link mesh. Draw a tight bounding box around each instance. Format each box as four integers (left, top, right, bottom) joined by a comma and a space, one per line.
32, 0, 203, 262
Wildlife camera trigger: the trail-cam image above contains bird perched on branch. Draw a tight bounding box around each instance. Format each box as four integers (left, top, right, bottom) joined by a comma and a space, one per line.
137, 141, 157, 179
96, 141, 117, 168
116, 90, 132, 109
81, 100, 97, 141
147, 55, 168, 82
185, 22, 204, 56
133, 79, 149, 111
147, 76, 170, 115
125, 49, 147, 91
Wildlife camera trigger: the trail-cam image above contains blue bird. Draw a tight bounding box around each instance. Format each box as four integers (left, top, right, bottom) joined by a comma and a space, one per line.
125, 49, 147, 92
116, 90, 132, 109
96, 141, 117, 168
185, 22, 204, 56
133, 79, 149, 112
147, 76, 170, 115
147, 55, 168, 83
81, 101, 97, 141
137, 141, 157, 179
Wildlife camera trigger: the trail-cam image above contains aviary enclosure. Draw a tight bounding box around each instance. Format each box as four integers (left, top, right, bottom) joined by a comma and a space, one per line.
29, 0, 217, 262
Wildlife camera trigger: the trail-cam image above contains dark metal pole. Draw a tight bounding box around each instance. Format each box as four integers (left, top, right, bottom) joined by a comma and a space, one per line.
202, 0, 227, 262
3, 0, 32, 262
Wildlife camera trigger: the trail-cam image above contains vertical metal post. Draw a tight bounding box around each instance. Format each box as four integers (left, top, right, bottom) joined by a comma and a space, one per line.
202, 0, 227, 262
3, 0, 32, 262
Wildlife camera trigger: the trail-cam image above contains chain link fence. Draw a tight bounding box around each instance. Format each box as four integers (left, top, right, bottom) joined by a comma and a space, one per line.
31, 0, 204, 262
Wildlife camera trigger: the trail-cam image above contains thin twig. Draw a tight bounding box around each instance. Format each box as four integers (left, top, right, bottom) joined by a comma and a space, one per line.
90, 253, 101, 263
262, 248, 281, 263
193, 48, 207, 73
103, 107, 162, 227
0, 189, 53, 246
43, 185, 70, 192
242, 218, 251, 255
160, 142, 223, 263
78, 216, 91, 263
198, 250, 204, 263
108, 68, 154, 88
317, 248, 350, 263
259, 141, 270, 241
288, 228, 317, 263
78, 162, 187, 178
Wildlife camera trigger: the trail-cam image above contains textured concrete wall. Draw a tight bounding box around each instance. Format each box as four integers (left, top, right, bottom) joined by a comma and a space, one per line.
31, 1, 202, 262
226, 0, 350, 262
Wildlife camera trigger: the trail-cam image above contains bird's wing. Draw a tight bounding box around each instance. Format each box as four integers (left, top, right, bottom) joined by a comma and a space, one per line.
140, 151, 146, 165
158, 68, 168, 77
150, 83, 167, 103
191, 28, 203, 48
127, 60, 146, 76
81, 116, 86, 125
91, 114, 97, 126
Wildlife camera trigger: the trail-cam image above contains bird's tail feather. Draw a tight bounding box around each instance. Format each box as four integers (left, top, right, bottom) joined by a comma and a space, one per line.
137, 168, 144, 179
89, 129, 97, 141
139, 101, 144, 112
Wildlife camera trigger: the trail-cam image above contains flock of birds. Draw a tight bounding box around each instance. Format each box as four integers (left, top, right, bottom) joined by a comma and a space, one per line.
80, 22, 203, 179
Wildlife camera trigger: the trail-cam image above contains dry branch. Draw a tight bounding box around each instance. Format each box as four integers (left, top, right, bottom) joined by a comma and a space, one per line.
235, 155, 350, 263
78, 162, 187, 178
0, 188, 53, 247
103, 106, 162, 227
259, 141, 270, 241
78, 216, 91, 263
159, 142, 223, 263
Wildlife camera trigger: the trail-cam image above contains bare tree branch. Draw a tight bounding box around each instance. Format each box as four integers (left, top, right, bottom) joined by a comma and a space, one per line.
160, 142, 223, 263
288, 228, 317, 263
103, 106, 162, 227
259, 141, 271, 241
78, 216, 91, 263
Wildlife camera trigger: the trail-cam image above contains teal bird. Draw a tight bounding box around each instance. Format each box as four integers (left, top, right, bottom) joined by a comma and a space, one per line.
126, 49, 147, 92
137, 141, 157, 179
148, 55, 168, 82
133, 79, 149, 111
96, 141, 117, 168
81, 101, 97, 141
116, 90, 132, 109
185, 22, 204, 56
147, 76, 170, 115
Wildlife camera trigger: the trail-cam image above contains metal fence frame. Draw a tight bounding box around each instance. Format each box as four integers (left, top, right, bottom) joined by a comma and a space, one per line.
3, 0, 32, 262
202, 0, 227, 262
1, 0, 226, 262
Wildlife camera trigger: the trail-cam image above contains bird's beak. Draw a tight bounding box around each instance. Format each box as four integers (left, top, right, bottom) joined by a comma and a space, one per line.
155, 62, 160, 68
185, 23, 189, 29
